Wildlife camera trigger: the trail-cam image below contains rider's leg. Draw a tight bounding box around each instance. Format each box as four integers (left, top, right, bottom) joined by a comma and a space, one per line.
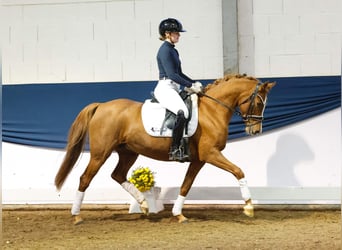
169, 110, 188, 161
154, 80, 189, 161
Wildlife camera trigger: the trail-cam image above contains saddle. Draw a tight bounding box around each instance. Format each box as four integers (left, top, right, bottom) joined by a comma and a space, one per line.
151, 91, 192, 132
141, 91, 199, 138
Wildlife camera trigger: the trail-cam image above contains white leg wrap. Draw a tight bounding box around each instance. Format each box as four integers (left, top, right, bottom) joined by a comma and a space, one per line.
239, 178, 251, 201
172, 195, 186, 216
121, 181, 145, 204
71, 191, 85, 215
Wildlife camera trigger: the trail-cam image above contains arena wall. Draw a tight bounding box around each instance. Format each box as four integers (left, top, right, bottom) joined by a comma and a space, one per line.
1, 0, 224, 83
1, 0, 341, 205
2, 109, 341, 205
238, 0, 342, 77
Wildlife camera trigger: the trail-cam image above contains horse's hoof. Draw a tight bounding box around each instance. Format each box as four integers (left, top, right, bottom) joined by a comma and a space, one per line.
140, 200, 149, 215
243, 204, 254, 217
72, 215, 84, 225
175, 214, 189, 223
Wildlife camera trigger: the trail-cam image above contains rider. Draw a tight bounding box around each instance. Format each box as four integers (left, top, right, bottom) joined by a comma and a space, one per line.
153, 18, 203, 161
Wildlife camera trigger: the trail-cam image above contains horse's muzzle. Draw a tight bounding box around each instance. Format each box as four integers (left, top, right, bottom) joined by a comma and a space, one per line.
245, 122, 263, 135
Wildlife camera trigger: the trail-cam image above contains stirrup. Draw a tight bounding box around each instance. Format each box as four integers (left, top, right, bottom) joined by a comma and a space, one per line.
169, 148, 189, 162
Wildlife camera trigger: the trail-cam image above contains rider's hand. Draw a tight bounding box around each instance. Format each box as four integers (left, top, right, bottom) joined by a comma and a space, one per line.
185, 81, 203, 94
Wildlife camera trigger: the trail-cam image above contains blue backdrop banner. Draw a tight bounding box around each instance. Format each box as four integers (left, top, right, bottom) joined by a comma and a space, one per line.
2, 76, 341, 149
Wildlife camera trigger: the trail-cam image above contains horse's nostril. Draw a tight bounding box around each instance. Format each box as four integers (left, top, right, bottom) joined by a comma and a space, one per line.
252, 129, 260, 135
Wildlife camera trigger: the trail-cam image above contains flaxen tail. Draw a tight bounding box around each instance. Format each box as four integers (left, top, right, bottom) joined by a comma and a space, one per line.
55, 102, 100, 190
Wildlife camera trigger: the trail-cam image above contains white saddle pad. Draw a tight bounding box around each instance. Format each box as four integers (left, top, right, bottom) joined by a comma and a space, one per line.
141, 94, 199, 137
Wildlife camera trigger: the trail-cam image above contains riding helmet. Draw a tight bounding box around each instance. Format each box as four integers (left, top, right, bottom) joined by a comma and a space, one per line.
159, 18, 186, 36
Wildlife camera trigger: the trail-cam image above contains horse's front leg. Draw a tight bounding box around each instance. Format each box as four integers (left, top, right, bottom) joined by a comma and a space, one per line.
206, 150, 254, 217
238, 178, 254, 217
173, 161, 205, 223
111, 150, 150, 214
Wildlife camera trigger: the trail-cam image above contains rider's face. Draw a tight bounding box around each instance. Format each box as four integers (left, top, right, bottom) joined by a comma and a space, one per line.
167, 32, 180, 44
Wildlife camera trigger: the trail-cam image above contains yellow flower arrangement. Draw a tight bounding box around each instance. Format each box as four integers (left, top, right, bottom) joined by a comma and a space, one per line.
128, 167, 155, 192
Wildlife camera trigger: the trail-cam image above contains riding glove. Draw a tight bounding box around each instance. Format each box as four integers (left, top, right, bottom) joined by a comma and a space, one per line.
185, 81, 203, 94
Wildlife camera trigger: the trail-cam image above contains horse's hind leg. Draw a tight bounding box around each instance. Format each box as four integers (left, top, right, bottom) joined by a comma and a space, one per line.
111, 149, 149, 214
71, 155, 109, 225
172, 161, 205, 223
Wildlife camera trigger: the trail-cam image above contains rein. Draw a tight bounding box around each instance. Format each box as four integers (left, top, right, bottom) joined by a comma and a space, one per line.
199, 81, 265, 123
199, 92, 243, 117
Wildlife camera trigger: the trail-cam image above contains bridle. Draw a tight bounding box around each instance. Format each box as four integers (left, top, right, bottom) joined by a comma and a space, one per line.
200, 82, 267, 126
240, 82, 267, 123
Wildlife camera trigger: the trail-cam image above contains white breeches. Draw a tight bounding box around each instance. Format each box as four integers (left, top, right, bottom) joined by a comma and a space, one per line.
154, 79, 189, 119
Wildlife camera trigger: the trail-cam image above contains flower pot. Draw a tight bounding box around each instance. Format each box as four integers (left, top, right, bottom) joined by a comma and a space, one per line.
129, 187, 164, 214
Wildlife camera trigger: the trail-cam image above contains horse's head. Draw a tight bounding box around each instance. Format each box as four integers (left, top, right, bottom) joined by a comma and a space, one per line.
238, 81, 276, 135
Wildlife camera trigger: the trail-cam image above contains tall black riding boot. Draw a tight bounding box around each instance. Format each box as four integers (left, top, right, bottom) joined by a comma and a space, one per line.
169, 110, 189, 161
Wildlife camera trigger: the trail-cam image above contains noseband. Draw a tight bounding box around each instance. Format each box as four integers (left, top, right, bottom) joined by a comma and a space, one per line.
200, 82, 267, 126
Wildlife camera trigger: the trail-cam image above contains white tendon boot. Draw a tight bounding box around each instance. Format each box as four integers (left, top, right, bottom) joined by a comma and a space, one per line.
172, 195, 188, 223
239, 178, 254, 217
71, 190, 85, 225
172, 195, 186, 216
121, 181, 149, 214
71, 190, 85, 215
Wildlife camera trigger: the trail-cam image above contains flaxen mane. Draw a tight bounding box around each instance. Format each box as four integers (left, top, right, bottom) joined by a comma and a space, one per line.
204, 74, 258, 92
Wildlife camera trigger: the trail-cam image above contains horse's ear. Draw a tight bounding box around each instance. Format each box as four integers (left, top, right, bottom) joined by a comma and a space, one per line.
262, 82, 276, 93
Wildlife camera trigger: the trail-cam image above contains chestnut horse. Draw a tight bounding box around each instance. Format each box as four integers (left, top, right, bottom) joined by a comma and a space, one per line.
55, 74, 275, 224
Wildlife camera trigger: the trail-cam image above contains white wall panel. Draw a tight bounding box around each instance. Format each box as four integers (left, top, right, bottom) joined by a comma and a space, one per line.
300, 54, 332, 75
253, 0, 283, 14
270, 55, 301, 76
240, 0, 342, 77
2, 0, 341, 80
283, 0, 315, 14
269, 15, 300, 36
285, 35, 315, 55
2, 0, 223, 83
